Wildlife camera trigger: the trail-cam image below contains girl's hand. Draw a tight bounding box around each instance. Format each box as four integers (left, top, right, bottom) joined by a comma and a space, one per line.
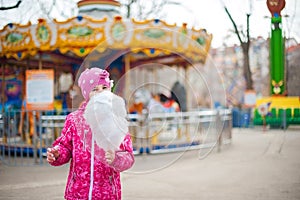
47, 146, 60, 163
105, 150, 115, 165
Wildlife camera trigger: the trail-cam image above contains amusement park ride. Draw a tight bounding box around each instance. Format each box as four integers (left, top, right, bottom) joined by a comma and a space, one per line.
0, 0, 212, 112
254, 0, 300, 128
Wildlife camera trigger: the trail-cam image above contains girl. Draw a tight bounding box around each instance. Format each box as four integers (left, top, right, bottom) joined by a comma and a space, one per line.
47, 67, 134, 200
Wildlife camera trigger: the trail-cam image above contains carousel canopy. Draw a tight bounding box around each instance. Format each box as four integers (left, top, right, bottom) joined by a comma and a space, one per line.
0, 15, 212, 64
78, 0, 121, 7
78, 0, 121, 19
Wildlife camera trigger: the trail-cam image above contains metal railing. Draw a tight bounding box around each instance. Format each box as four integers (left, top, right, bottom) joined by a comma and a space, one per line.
0, 109, 232, 166
129, 109, 232, 154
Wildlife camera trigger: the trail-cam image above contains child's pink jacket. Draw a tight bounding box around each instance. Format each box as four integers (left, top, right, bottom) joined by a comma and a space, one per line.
49, 102, 135, 200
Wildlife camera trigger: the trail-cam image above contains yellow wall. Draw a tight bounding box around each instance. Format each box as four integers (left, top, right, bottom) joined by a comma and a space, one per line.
256, 97, 300, 109
256, 97, 300, 117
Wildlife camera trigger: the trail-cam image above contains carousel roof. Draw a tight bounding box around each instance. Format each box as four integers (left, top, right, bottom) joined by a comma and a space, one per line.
78, 0, 121, 7
0, 15, 212, 64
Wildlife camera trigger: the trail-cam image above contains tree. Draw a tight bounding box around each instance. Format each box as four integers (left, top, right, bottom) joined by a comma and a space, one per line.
0, 0, 21, 10
222, 3, 254, 90
0, 0, 182, 29
0, 0, 77, 28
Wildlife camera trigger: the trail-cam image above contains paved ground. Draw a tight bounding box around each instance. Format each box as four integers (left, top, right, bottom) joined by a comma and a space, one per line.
0, 127, 300, 200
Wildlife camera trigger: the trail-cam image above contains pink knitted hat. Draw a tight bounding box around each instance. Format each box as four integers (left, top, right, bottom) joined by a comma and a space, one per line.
78, 68, 112, 100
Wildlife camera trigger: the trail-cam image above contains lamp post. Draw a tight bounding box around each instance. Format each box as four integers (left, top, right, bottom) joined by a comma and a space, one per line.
266, 0, 286, 96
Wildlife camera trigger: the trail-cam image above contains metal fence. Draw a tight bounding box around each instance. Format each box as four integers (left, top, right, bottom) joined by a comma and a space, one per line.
129, 109, 232, 154
0, 109, 232, 166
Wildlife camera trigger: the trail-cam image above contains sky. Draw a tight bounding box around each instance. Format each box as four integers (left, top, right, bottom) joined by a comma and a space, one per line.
163, 0, 300, 48
0, 0, 299, 48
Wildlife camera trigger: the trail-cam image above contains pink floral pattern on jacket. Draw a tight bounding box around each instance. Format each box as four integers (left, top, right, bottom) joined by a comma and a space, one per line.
50, 102, 135, 200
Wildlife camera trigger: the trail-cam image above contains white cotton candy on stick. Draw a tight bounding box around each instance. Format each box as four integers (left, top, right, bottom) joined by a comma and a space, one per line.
84, 91, 128, 151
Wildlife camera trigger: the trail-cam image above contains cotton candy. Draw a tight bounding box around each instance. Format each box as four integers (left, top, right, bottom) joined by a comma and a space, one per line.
84, 91, 128, 151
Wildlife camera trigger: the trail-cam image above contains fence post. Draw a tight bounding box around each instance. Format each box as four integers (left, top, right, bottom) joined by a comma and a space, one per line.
229, 109, 232, 139
282, 109, 287, 130
38, 111, 44, 164
216, 109, 222, 152
2, 113, 7, 143
33, 111, 38, 164
145, 113, 151, 154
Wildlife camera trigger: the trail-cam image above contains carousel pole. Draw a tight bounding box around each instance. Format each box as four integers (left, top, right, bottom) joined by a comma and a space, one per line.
153, 67, 158, 95
184, 65, 189, 111
154, 67, 158, 89
24, 58, 31, 144
39, 52, 43, 70
124, 54, 131, 100
184, 65, 191, 142
1, 63, 6, 143
1, 63, 4, 112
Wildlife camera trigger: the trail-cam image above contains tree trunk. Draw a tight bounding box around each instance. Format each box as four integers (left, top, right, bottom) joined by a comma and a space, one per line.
242, 43, 253, 90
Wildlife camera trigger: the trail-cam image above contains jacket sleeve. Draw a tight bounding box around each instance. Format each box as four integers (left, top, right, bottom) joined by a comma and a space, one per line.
49, 115, 74, 166
110, 133, 135, 172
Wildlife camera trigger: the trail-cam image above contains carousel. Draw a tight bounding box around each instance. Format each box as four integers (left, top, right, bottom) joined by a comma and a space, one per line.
0, 0, 225, 161
0, 0, 212, 110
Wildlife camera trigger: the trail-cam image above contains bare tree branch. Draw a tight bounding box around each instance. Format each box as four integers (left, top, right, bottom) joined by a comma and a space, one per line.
224, 6, 243, 44
0, 0, 21, 11
121, 0, 181, 20
222, 3, 253, 90
38, 0, 56, 20
123, 0, 137, 18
